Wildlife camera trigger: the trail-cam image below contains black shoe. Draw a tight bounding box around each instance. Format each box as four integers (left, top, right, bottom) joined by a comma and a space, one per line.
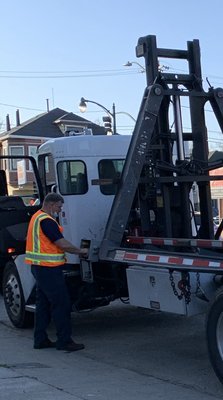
34, 339, 56, 349
57, 340, 85, 352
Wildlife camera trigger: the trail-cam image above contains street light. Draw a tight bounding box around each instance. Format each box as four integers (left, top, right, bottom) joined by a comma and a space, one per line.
116, 111, 136, 122
79, 97, 116, 135
123, 60, 169, 73
123, 61, 146, 73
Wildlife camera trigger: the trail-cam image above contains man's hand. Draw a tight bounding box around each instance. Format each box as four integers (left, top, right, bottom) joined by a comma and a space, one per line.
79, 248, 88, 258
55, 238, 88, 257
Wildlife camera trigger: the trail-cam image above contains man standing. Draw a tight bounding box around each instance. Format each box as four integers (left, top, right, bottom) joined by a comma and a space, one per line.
25, 193, 88, 351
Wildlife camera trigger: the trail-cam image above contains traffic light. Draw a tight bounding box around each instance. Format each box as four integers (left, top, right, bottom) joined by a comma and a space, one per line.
103, 116, 112, 134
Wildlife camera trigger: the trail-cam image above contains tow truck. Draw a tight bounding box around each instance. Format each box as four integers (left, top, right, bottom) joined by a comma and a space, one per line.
1, 34, 223, 383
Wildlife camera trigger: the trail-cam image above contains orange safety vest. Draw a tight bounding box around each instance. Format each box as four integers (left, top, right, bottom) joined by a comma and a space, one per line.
25, 210, 66, 267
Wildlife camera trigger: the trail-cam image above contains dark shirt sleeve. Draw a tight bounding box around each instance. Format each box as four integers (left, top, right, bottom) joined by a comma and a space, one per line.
40, 218, 64, 242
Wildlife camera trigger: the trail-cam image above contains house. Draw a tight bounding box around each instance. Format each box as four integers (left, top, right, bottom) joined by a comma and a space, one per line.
0, 107, 106, 197
209, 150, 223, 219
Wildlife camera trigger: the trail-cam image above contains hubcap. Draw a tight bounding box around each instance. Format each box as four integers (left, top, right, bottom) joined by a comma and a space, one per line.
5, 274, 21, 317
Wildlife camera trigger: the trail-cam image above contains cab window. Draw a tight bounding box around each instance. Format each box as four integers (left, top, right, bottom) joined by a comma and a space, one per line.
38, 153, 56, 195
57, 160, 88, 195
98, 159, 125, 195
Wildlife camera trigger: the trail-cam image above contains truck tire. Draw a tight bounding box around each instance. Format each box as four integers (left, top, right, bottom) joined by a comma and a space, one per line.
3, 261, 34, 328
206, 287, 223, 384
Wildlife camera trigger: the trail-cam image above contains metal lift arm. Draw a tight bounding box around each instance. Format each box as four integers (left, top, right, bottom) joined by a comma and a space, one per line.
99, 84, 164, 258
99, 35, 223, 273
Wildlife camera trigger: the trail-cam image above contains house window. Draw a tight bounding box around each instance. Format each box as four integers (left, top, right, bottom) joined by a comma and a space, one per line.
9, 146, 24, 171
64, 125, 85, 135
3, 147, 7, 170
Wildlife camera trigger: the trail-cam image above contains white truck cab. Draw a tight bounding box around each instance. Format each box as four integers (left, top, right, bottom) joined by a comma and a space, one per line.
37, 134, 131, 263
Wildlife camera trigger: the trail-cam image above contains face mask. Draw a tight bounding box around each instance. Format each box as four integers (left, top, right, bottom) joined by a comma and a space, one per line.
52, 212, 58, 219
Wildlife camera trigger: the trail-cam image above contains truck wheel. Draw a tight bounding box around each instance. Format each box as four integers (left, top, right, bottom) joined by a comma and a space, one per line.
206, 287, 223, 384
3, 261, 34, 328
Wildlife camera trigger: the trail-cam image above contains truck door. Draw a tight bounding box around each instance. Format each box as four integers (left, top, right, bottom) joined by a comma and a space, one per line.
0, 156, 44, 256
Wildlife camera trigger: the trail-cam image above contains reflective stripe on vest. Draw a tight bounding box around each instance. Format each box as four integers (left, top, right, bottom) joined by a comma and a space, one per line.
25, 252, 65, 262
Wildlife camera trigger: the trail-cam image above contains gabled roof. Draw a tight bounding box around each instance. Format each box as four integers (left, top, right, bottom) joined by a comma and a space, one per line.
209, 150, 223, 163
0, 107, 106, 138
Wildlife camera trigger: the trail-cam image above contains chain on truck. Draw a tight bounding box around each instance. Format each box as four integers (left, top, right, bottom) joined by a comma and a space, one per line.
1, 34, 223, 384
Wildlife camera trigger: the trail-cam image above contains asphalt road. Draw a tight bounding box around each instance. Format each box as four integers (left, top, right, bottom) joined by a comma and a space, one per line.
0, 296, 223, 400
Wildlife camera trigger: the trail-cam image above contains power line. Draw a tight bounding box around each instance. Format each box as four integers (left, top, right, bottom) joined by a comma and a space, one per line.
1, 63, 223, 84
2, 65, 223, 82
159, 63, 223, 84
0, 101, 45, 111
1, 63, 223, 130
0, 68, 131, 74
0, 71, 139, 79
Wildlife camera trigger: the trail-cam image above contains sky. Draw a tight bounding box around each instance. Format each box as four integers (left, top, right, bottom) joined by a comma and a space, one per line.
1, 0, 223, 147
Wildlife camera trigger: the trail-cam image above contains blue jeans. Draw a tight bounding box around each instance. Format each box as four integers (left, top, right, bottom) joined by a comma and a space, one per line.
31, 264, 72, 347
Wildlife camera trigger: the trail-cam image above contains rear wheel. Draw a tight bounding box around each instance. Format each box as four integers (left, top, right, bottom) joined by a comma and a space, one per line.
206, 287, 223, 384
3, 261, 34, 328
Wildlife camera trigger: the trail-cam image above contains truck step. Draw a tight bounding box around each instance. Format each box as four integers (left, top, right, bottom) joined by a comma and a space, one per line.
25, 304, 36, 312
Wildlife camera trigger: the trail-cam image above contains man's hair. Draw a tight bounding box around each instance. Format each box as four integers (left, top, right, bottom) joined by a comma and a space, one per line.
43, 193, 64, 204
